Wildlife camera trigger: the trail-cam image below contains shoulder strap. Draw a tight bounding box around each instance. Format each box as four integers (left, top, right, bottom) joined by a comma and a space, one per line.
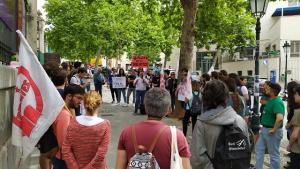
131, 125, 168, 153
131, 126, 138, 153
149, 126, 169, 152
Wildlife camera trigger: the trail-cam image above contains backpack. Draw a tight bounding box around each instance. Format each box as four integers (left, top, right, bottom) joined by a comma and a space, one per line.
36, 126, 58, 154
189, 92, 202, 116
205, 125, 251, 169
128, 126, 168, 169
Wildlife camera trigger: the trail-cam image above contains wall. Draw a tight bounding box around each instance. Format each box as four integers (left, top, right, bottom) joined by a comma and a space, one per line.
27, 0, 37, 53
0, 66, 19, 169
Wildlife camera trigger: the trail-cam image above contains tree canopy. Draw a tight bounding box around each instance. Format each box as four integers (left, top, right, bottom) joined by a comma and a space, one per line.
45, 0, 259, 68
45, 0, 181, 64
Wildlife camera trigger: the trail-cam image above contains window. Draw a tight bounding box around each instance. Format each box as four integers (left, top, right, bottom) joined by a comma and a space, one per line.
272, 44, 276, 51
237, 71, 242, 76
291, 41, 300, 57
247, 70, 253, 76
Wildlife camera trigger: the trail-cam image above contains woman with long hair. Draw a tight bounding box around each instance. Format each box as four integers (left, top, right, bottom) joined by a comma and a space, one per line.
117, 68, 127, 106
62, 91, 110, 169
224, 78, 245, 117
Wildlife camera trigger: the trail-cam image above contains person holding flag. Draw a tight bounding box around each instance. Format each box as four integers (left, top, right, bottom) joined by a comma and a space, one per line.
175, 68, 193, 119
12, 30, 65, 167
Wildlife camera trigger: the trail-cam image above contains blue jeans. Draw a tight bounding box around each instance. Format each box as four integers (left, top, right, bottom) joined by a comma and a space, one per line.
95, 85, 102, 96
117, 88, 126, 103
255, 127, 283, 169
135, 90, 146, 113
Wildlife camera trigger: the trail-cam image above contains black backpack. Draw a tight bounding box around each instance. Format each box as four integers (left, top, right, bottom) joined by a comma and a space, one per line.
206, 125, 251, 169
36, 126, 58, 154
189, 92, 202, 116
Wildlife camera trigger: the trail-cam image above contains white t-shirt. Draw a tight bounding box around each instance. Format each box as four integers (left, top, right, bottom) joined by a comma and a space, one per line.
70, 74, 81, 85
240, 86, 248, 95
76, 115, 104, 126
134, 77, 148, 91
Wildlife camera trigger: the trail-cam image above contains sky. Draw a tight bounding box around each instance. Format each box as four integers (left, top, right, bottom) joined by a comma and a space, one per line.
37, 0, 46, 18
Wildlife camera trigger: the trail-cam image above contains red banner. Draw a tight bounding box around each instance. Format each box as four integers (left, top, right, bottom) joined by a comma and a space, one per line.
131, 55, 148, 69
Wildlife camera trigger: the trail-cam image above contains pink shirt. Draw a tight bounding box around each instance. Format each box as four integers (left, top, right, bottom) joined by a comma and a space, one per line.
118, 120, 191, 169
52, 108, 72, 159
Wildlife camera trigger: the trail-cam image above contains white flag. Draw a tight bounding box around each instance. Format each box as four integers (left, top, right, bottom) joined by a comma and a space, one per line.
12, 30, 64, 158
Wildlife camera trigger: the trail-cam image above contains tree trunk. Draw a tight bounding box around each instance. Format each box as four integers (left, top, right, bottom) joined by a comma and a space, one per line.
163, 53, 169, 68
216, 48, 222, 70
178, 0, 198, 76
95, 47, 101, 69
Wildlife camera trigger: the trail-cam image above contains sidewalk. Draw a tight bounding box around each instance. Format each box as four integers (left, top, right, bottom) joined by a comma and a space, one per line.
25, 86, 290, 169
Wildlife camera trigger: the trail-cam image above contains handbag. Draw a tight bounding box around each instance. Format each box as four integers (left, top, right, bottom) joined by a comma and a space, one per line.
170, 126, 183, 169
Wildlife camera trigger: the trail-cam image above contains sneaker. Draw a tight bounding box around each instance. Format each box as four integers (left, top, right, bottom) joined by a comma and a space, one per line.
111, 101, 115, 104
122, 103, 128, 107
113, 102, 120, 106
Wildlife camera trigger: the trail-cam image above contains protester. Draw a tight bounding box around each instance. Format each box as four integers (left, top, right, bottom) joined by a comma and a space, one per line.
115, 88, 191, 169
182, 80, 202, 136
108, 68, 119, 104
52, 84, 85, 169
93, 67, 105, 96
52, 69, 67, 97
84, 64, 93, 92
70, 67, 89, 89
224, 78, 246, 117
62, 91, 110, 169
284, 81, 300, 168
166, 72, 178, 113
39, 65, 64, 169
287, 84, 300, 169
200, 73, 210, 88
133, 71, 149, 114
239, 77, 250, 106
286, 81, 300, 140
255, 82, 285, 169
210, 71, 219, 80
176, 68, 192, 108
127, 70, 136, 106
117, 68, 127, 106
220, 70, 228, 77
191, 80, 249, 169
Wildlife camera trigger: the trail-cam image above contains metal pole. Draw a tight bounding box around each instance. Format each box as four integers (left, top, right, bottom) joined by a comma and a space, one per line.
252, 17, 261, 134
284, 41, 288, 92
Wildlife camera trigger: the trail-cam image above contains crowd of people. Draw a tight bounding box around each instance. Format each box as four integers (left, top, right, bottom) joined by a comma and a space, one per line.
37, 61, 300, 169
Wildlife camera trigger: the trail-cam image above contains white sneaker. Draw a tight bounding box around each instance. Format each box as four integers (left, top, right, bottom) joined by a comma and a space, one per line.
122, 103, 128, 107
113, 103, 120, 106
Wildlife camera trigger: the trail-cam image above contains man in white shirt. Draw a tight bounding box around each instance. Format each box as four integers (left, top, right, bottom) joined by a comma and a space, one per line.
133, 71, 149, 114
70, 67, 90, 89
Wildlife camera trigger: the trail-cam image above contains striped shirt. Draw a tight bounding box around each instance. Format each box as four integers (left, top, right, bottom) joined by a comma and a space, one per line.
62, 118, 111, 169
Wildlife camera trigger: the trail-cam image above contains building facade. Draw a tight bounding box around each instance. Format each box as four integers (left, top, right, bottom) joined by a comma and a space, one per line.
166, 0, 300, 80
0, 0, 38, 65
222, 1, 300, 83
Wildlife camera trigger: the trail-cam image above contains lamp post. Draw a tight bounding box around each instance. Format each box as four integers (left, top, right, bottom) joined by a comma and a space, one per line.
250, 0, 269, 134
283, 41, 291, 93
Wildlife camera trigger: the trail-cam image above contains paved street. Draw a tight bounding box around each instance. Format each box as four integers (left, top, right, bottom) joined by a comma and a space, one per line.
26, 86, 290, 169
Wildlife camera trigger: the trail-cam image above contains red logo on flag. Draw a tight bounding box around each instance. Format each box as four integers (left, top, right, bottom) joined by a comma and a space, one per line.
12, 66, 43, 137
